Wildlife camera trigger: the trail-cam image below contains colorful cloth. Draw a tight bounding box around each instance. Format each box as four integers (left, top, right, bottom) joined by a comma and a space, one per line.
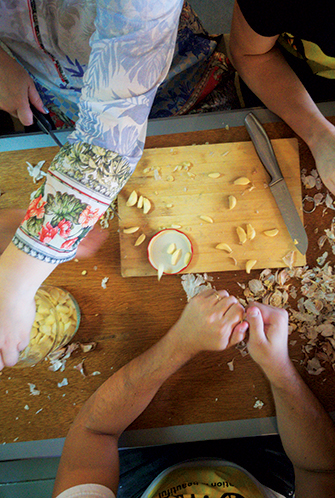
0, 0, 236, 262
1, 0, 182, 261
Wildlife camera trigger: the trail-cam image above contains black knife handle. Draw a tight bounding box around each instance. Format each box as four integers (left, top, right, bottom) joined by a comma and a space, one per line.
31, 104, 63, 147
31, 104, 53, 132
244, 112, 284, 185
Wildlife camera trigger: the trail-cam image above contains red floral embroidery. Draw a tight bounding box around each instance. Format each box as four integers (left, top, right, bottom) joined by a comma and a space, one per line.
58, 219, 72, 238
79, 206, 101, 228
23, 194, 47, 222
38, 222, 58, 243
60, 238, 78, 249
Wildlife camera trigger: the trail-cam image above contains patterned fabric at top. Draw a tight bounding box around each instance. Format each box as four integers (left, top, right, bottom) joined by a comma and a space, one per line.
0, 0, 183, 262
0, 0, 237, 262
237, 0, 335, 79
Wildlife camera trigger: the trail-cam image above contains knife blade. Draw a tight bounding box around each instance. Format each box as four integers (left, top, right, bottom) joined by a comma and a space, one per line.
31, 105, 63, 148
244, 112, 308, 255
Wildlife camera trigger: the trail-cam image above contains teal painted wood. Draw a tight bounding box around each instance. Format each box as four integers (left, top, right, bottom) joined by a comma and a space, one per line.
0, 457, 60, 484
0, 479, 55, 497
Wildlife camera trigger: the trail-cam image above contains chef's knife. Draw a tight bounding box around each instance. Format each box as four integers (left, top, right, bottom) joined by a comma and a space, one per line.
244, 112, 308, 255
31, 105, 63, 148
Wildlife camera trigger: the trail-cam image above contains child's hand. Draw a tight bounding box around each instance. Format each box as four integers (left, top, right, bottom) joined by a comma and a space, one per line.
170, 289, 248, 357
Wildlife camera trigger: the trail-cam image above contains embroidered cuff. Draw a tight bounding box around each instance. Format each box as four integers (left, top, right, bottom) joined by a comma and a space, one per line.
13, 142, 132, 263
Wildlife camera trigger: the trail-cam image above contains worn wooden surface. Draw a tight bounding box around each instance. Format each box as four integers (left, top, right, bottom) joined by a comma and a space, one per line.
118, 139, 306, 277
0, 120, 335, 444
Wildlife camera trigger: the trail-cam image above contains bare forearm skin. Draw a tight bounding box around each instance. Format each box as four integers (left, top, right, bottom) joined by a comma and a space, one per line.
231, 45, 334, 148
268, 360, 335, 473
83, 323, 193, 436
0, 242, 57, 295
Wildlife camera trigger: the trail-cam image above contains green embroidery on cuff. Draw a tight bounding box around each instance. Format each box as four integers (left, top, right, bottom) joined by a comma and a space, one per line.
50, 141, 132, 198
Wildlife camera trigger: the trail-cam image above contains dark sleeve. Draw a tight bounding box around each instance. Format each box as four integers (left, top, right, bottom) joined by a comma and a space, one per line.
237, 0, 287, 37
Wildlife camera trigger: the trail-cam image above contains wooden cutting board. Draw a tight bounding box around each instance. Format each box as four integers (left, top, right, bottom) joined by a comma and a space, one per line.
118, 138, 306, 277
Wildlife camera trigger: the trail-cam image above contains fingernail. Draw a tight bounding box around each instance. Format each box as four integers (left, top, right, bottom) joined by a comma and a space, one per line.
248, 308, 259, 317
43, 106, 49, 113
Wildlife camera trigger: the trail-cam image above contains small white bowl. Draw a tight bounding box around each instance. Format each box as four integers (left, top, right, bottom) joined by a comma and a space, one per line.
147, 229, 193, 278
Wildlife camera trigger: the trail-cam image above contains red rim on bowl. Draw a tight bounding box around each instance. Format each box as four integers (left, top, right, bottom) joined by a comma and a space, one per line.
147, 229, 193, 275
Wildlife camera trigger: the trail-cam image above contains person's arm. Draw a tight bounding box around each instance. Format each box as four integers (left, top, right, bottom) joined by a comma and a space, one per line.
0, 44, 46, 125
229, 1, 335, 194
0, 244, 56, 369
0, 0, 183, 369
52, 289, 247, 497
246, 303, 335, 497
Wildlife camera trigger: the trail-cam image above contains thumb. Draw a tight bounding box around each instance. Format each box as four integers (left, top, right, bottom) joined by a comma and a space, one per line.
245, 306, 265, 340
17, 102, 34, 126
28, 83, 47, 114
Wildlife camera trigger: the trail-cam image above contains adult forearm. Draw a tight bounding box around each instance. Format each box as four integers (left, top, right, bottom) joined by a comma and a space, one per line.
0, 242, 57, 293
231, 45, 334, 148
268, 360, 335, 472
83, 324, 192, 437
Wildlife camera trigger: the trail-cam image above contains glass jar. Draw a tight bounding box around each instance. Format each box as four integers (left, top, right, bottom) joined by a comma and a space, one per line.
15, 285, 81, 368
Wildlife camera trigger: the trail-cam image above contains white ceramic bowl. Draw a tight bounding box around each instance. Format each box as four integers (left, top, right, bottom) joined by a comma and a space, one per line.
147, 229, 193, 278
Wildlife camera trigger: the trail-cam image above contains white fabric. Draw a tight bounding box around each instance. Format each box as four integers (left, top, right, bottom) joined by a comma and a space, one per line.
55, 483, 115, 498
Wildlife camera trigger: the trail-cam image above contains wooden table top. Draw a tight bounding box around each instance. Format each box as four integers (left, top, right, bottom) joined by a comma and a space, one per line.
1, 119, 335, 444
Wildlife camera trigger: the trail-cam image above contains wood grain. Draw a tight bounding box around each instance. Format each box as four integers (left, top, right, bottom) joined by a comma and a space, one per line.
0, 121, 335, 445
118, 139, 306, 277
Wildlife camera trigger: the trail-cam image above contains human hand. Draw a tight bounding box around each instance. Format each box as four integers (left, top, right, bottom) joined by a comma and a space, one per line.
0, 284, 36, 369
0, 241, 59, 370
0, 46, 46, 126
245, 302, 290, 381
171, 289, 248, 357
308, 123, 335, 196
